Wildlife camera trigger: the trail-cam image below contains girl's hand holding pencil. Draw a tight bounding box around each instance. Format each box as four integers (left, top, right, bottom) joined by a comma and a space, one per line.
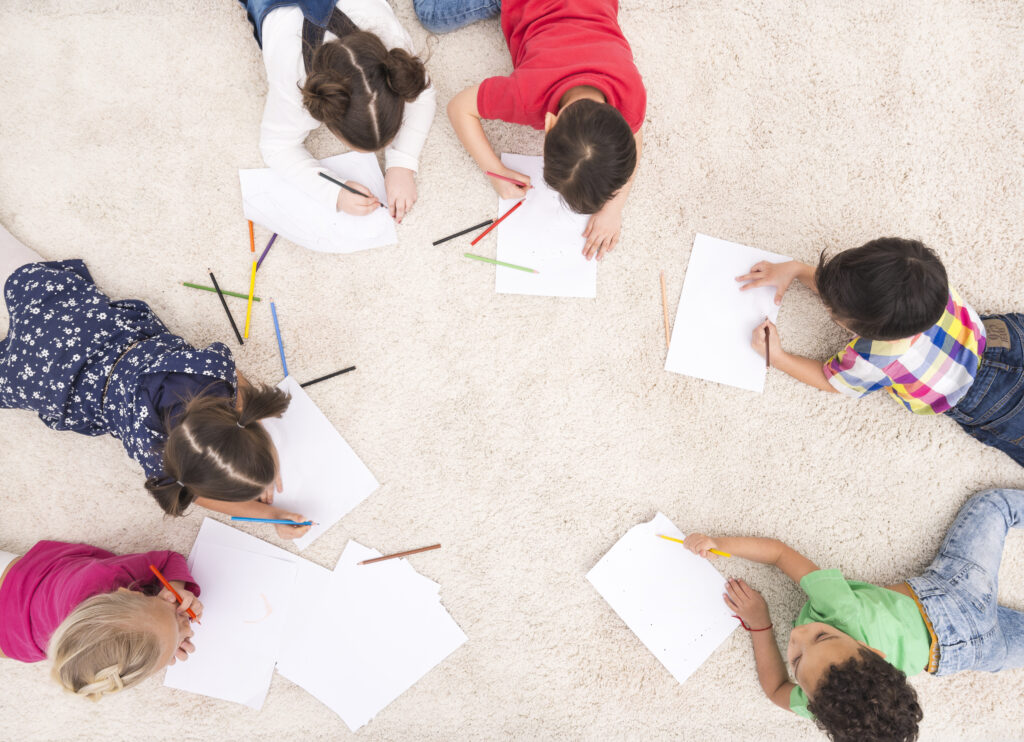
682, 533, 730, 559
335, 179, 382, 215
156, 583, 204, 624
271, 510, 313, 540
485, 167, 531, 199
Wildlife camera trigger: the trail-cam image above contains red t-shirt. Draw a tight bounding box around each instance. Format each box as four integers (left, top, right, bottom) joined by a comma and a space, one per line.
0, 542, 198, 662
477, 0, 646, 132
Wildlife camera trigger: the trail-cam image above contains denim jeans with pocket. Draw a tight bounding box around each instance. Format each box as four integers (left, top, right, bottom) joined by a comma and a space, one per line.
946, 313, 1024, 467
907, 489, 1024, 675
413, 0, 501, 34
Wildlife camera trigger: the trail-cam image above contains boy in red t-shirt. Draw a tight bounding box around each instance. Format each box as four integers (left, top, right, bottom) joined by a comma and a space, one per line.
415, 0, 646, 261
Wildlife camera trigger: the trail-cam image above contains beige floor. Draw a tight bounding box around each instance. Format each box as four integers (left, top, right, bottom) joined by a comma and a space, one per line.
2, 1, 1024, 740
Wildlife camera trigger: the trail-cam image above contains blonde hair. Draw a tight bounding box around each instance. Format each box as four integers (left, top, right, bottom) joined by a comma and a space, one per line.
47, 591, 166, 701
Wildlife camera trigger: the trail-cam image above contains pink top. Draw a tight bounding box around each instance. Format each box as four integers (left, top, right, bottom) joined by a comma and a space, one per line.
0, 541, 198, 662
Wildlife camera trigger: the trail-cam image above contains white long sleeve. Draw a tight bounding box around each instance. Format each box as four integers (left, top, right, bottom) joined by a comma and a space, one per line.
258, 0, 436, 211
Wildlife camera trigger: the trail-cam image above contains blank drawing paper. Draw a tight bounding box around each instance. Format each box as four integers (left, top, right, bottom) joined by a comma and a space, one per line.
276, 541, 468, 732
586, 513, 738, 685
665, 234, 791, 393
261, 376, 380, 550
239, 152, 396, 254
163, 541, 298, 709
495, 153, 595, 298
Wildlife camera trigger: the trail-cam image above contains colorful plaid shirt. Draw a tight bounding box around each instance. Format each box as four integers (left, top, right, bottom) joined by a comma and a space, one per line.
823, 289, 986, 415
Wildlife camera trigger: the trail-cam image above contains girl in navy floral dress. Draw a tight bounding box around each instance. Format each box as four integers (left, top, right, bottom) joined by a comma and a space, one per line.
0, 224, 309, 540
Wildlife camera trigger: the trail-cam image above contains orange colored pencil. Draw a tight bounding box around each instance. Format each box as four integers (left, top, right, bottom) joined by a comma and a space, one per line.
149, 564, 200, 623
470, 199, 525, 246
248, 220, 255, 252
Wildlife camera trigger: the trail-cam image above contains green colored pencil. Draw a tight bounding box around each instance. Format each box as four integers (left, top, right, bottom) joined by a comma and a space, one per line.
463, 253, 538, 274
183, 282, 262, 302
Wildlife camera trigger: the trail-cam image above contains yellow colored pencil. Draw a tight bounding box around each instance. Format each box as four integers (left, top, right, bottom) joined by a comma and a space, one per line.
243, 259, 256, 339
657, 534, 731, 557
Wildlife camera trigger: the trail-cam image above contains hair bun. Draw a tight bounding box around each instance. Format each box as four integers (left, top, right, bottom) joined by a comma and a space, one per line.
302, 50, 353, 123
383, 48, 428, 102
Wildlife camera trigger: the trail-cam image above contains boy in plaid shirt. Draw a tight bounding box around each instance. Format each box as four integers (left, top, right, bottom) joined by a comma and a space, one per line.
737, 237, 1024, 466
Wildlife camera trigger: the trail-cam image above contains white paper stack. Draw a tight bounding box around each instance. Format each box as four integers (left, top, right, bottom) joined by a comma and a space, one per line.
495, 153, 595, 298
665, 234, 791, 392
586, 513, 738, 685
261, 376, 379, 550
239, 152, 396, 254
165, 520, 466, 732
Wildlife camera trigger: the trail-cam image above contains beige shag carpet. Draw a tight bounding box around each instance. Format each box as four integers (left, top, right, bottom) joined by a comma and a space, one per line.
1, 1, 1023, 740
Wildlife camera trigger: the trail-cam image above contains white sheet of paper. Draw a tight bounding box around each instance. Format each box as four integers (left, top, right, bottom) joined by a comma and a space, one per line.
665, 234, 791, 393
261, 376, 379, 550
163, 542, 298, 708
239, 152, 396, 254
494, 153, 595, 298
276, 541, 467, 732
586, 513, 739, 685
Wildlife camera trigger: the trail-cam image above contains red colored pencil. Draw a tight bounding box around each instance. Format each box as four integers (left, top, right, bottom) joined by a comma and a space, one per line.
248, 220, 255, 252
485, 171, 530, 189
470, 199, 525, 246
149, 564, 200, 623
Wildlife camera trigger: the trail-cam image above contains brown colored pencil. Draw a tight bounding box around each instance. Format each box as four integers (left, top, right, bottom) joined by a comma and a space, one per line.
765, 325, 771, 368
660, 271, 670, 349
358, 543, 441, 565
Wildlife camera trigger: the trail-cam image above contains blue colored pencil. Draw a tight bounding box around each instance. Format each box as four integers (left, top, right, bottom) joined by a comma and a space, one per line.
270, 300, 288, 378
230, 516, 314, 526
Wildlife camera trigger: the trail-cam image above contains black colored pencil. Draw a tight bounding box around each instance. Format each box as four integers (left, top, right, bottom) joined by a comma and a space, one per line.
300, 366, 356, 388
208, 270, 244, 346
432, 219, 494, 246
317, 172, 386, 208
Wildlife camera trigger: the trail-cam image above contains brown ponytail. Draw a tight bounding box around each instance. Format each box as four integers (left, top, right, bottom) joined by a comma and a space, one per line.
301, 31, 428, 152
145, 383, 291, 515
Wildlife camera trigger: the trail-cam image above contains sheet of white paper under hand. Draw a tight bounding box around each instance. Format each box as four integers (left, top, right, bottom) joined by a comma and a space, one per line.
239, 151, 396, 254
260, 376, 379, 550
495, 153, 596, 298
665, 233, 791, 393
163, 542, 298, 709
587, 512, 739, 685
276, 541, 468, 732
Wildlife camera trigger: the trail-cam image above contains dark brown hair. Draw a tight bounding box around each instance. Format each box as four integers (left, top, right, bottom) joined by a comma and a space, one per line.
543, 99, 636, 214
808, 648, 922, 742
143, 384, 290, 515
301, 31, 428, 152
815, 238, 949, 341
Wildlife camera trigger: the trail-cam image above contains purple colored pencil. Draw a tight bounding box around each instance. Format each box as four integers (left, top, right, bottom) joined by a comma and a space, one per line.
256, 233, 278, 271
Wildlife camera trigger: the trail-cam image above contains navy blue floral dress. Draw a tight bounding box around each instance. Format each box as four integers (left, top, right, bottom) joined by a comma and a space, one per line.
0, 260, 236, 479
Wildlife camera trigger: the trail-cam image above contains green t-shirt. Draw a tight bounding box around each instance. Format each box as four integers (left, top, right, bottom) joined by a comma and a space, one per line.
789, 569, 931, 719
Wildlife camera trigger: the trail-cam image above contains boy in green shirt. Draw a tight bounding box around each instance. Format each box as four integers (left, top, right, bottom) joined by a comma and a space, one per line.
684, 488, 1024, 742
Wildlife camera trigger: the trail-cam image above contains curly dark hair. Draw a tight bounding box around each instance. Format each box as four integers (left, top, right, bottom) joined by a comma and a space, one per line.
807, 648, 922, 742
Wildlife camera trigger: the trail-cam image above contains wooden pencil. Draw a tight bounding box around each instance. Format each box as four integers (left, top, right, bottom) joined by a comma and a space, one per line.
149, 564, 200, 623
660, 271, 670, 349
485, 171, 530, 188
470, 199, 525, 246
432, 219, 493, 246
256, 234, 277, 271
358, 544, 441, 565
300, 366, 356, 388
243, 260, 256, 339
248, 220, 255, 253
208, 270, 244, 345
765, 326, 771, 368
182, 282, 261, 301
317, 171, 385, 208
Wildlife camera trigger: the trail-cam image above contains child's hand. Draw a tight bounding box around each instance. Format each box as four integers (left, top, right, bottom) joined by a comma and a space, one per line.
273, 511, 312, 540
157, 584, 204, 623
583, 203, 623, 261
751, 319, 782, 364
683, 533, 721, 559
385, 167, 417, 223
168, 635, 196, 665
723, 577, 772, 630
336, 181, 381, 215
736, 260, 802, 305
486, 167, 532, 200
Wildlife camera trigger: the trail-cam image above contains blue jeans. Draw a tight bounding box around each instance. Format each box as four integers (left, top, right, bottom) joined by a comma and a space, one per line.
239, 0, 335, 46
413, 0, 501, 34
907, 489, 1024, 675
946, 313, 1024, 467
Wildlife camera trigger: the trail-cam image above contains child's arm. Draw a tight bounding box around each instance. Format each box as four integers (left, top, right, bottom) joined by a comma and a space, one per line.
582, 130, 643, 261
193, 497, 311, 540
752, 320, 838, 394
447, 86, 532, 200
725, 578, 797, 710
684, 534, 819, 584
737, 260, 818, 305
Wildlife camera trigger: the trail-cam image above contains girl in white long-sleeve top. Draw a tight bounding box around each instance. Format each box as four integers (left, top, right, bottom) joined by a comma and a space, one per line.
241, 0, 437, 222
